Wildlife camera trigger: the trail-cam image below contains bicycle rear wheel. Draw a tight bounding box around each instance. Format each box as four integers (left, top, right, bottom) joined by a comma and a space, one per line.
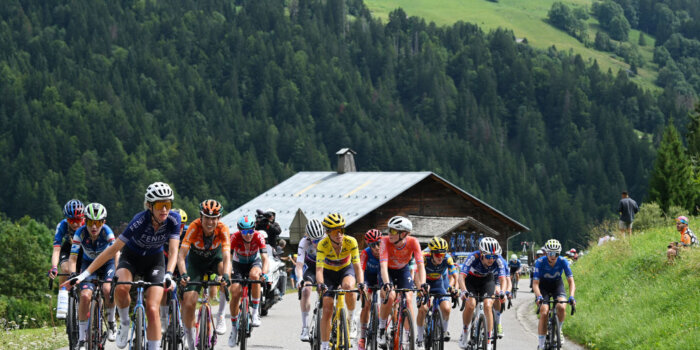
239, 300, 248, 350
135, 307, 146, 350
511, 276, 518, 299
397, 308, 414, 350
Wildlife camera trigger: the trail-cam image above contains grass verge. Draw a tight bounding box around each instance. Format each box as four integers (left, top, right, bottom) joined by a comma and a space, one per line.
0, 326, 67, 350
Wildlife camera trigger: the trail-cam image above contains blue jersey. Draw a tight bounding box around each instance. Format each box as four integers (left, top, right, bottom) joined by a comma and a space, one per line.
424, 252, 458, 282
361, 247, 380, 274
119, 210, 181, 256
53, 219, 77, 247
508, 259, 521, 269
533, 256, 573, 281
71, 225, 116, 262
460, 251, 508, 278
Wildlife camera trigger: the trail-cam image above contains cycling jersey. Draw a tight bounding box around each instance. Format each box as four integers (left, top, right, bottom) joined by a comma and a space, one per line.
360, 247, 380, 274
181, 218, 230, 259
119, 210, 181, 256
316, 235, 360, 272
379, 236, 423, 270
296, 236, 318, 265
53, 219, 78, 247
532, 256, 573, 281
230, 230, 267, 264
508, 259, 522, 269
70, 225, 115, 261
459, 251, 508, 278
423, 251, 458, 282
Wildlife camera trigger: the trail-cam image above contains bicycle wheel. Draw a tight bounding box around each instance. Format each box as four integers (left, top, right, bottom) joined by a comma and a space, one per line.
239, 301, 248, 350
476, 315, 488, 350
397, 308, 414, 350
511, 276, 518, 299
337, 308, 350, 350
87, 297, 103, 350
367, 300, 379, 350
197, 306, 210, 350
551, 313, 561, 350
68, 294, 79, 350
311, 304, 321, 350
431, 310, 443, 350
135, 307, 146, 350
166, 298, 181, 350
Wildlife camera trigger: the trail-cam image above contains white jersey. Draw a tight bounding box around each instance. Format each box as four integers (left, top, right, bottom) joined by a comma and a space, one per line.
297, 236, 317, 265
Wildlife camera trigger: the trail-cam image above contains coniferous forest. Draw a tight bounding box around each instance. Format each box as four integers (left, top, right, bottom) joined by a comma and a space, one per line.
0, 0, 692, 248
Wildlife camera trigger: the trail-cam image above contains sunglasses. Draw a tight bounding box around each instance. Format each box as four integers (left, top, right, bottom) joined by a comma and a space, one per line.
484, 254, 499, 260
547, 252, 559, 257
86, 219, 105, 227
389, 228, 408, 236
241, 229, 254, 235
432, 253, 446, 259
369, 242, 380, 248
67, 218, 84, 225
326, 228, 345, 234
152, 201, 172, 211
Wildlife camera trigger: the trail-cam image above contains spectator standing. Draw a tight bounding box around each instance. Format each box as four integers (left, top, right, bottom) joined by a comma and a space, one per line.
617, 191, 639, 238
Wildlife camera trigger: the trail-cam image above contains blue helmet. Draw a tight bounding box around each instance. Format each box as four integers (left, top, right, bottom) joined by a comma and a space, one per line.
237, 215, 255, 230
63, 199, 85, 219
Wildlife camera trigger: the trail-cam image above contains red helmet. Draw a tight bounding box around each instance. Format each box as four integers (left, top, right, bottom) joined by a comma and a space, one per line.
365, 229, 382, 243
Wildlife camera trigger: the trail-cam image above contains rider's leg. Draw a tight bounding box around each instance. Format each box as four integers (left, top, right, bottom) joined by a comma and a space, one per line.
483, 299, 494, 335
341, 275, 357, 320
229, 283, 242, 325
359, 289, 371, 340
439, 299, 451, 331
301, 285, 312, 327
249, 266, 262, 318
145, 285, 164, 343
320, 295, 334, 343
102, 281, 116, 323
378, 289, 395, 330
78, 287, 93, 341
181, 290, 198, 346
114, 268, 132, 327
416, 301, 428, 341
537, 303, 549, 348
217, 262, 227, 316
555, 297, 567, 331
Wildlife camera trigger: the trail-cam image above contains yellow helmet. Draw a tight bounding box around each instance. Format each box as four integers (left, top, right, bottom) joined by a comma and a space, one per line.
428, 237, 448, 252
175, 208, 188, 223
322, 213, 346, 229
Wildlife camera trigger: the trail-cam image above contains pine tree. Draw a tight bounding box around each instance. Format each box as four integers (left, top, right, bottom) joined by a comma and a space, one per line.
648, 120, 695, 212
638, 32, 646, 46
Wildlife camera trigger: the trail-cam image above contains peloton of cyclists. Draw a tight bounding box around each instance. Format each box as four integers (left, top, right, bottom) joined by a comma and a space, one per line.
532, 239, 576, 350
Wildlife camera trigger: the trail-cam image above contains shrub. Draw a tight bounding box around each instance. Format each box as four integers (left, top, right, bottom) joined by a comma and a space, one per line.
634, 202, 666, 230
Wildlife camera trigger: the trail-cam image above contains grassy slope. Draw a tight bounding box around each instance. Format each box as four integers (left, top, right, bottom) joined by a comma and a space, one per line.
364, 0, 660, 92
568, 226, 700, 349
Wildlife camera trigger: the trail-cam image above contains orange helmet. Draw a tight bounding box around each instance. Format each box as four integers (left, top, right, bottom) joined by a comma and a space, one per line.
199, 199, 223, 218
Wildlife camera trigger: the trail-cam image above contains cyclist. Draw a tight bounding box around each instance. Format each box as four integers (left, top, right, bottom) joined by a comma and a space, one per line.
49, 200, 85, 287
416, 237, 458, 348
228, 215, 269, 346
357, 229, 382, 350
315, 213, 365, 350
533, 239, 576, 350
508, 254, 522, 286
177, 200, 231, 349
377, 216, 427, 347
69, 203, 119, 347
62, 182, 181, 350
530, 249, 544, 291
457, 237, 508, 350
676, 216, 697, 247
296, 218, 324, 342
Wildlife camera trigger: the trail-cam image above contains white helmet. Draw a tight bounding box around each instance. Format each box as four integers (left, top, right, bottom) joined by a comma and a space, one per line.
536, 249, 544, 256
544, 239, 562, 254
388, 216, 412, 232
145, 182, 174, 202
479, 237, 502, 255
305, 219, 324, 240
511, 254, 518, 260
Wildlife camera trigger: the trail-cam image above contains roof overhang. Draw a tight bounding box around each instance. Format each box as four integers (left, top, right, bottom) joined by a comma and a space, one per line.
408, 215, 501, 244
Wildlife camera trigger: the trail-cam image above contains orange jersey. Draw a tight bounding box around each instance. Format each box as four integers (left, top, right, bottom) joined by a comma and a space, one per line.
681, 228, 692, 245
379, 235, 423, 269
181, 219, 231, 255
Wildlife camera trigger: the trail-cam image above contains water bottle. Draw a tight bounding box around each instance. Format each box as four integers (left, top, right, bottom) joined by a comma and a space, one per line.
56, 287, 69, 319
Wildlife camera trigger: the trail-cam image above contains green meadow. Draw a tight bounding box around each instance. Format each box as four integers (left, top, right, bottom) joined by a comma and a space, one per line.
365, 0, 660, 91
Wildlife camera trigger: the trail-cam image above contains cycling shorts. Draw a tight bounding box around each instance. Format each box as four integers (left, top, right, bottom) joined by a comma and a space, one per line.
322, 264, 355, 298
185, 251, 224, 293
465, 273, 495, 298
365, 271, 379, 290
509, 267, 519, 275
427, 279, 451, 304
59, 240, 82, 267
117, 246, 166, 285
378, 265, 413, 290
302, 261, 317, 285
538, 278, 566, 301
232, 259, 262, 281
79, 259, 115, 292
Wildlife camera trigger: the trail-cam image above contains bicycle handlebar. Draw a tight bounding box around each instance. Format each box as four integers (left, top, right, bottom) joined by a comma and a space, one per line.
381, 287, 422, 305
325, 288, 365, 308
48, 273, 74, 290
418, 293, 460, 310
536, 298, 576, 316
185, 280, 231, 301
109, 276, 160, 303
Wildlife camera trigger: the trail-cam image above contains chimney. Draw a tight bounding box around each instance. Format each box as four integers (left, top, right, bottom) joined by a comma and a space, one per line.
336, 148, 357, 174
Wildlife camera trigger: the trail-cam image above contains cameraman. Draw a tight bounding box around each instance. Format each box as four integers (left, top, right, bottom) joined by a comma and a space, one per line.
256, 208, 282, 248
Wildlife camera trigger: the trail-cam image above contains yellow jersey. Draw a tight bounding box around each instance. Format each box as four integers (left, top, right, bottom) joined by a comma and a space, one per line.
316, 235, 360, 271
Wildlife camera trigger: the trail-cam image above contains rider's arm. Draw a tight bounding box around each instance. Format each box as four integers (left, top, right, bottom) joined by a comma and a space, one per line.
166, 237, 179, 273
533, 279, 541, 298
177, 244, 190, 276
414, 261, 426, 287
353, 261, 364, 285
315, 244, 325, 285
81, 239, 124, 278
567, 276, 575, 298
458, 273, 467, 293
260, 251, 269, 275
68, 253, 78, 274
51, 246, 62, 269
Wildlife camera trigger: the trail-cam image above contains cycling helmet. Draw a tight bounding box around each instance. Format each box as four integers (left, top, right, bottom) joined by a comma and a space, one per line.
84, 203, 107, 221
175, 208, 188, 223
145, 182, 174, 202
305, 219, 325, 240
428, 237, 448, 253
544, 239, 562, 253
63, 199, 85, 219
322, 213, 346, 229
388, 216, 412, 232
265, 208, 276, 216
200, 199, 223, 217
511, 254, 518, 260
677, 216, 689, 225
536, 249, 544, 256
479, 237, 502, 255
365, 229, 382, 243
237, 215, 255, 230
569, 248, 577, 253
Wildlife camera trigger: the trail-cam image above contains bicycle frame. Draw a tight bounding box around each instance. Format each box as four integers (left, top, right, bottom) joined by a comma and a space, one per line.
110, 277, 158, 350
383, 288, 420, 350
420, 293, 457, 350
537, 299, 575, 350
325, 288, 363, 350
86, 279, 107, 350
185, 279, 228, 350
52, 273, 80, 350
230, 278, 261, 350
462, 293, 497, 350
163, 284, 184, 350
364, 285, 381, 350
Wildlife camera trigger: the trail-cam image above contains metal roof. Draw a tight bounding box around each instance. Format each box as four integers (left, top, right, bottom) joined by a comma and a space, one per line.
221, 171, 433, 231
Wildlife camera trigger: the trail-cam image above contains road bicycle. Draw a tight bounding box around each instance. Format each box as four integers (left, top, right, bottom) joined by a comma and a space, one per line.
297, 281, 321, 350
323, 287, 363, 350
537, 299, 575, 350
84, 279, 108, 350
185, 278, 229, 350
419, 292, 459, 350
363, 284, 382, 350
510, 273, 519, 299
229, 277, 262, 350
381, 287, 421, 350
462, 292, 503, 350
162, 279, 184, 350
51, 273, 80, 350
110, 277, 159, 350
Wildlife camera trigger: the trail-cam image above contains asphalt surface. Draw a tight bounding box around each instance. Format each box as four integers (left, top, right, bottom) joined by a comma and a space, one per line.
57, 279, 585, 349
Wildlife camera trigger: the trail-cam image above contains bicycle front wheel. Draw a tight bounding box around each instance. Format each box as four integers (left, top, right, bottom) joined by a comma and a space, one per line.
87, 297, 103, 350
311, 304, 321, 350
431, 311, 443, 350
336, 308, 349, 350
198, 306, 210, 350
397, 308, 414, 350
367, 301, 378, 350
476, 314, 488, 350
135, 307, 146, 350
511, 276, 518, 299
67, 294, 79, 350
239, 302, 248, 350
551, 314, 561, 350
166, 298, 181, 350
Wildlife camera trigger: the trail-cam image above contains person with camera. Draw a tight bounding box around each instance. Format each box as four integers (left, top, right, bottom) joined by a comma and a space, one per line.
255, 208, 282, 247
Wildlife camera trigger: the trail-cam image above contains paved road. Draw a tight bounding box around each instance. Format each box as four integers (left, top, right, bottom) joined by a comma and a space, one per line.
58, 279, 584, 349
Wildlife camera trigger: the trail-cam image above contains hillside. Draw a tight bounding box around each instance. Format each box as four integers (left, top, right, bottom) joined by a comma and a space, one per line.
569, 225, 700, 348
365, 0, 660, 91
